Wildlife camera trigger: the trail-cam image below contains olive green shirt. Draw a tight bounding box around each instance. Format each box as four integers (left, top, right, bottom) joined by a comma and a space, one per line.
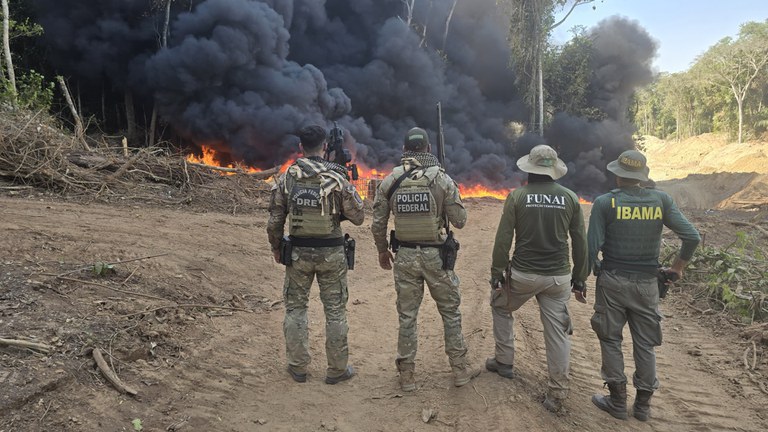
587, 186, 700, 272
491, 181, 588, 282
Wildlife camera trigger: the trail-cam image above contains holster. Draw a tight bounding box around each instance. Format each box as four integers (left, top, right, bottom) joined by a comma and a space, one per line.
657, 268, 679, 298
279, 236, 293, 267
389, 230, 400, 253
593, 260, 603, 277
440, 231, 460, 271
344, 234, 355, 270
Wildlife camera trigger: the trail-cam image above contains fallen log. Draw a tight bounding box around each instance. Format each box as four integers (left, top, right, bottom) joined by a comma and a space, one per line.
92, 348, 138, 395
727, 220, 768, 238
0, 337, 52, 353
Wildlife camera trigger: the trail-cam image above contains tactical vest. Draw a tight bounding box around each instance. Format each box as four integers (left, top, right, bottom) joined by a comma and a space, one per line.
602, 188, 666, 268
390, 166, 442, 242
287, 176, 335, 237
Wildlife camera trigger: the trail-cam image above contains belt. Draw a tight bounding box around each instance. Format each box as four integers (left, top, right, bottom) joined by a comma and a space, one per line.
605, 269, 657, 281
399, 241, 442, 249
602, 260, 657, 276
289, 236, 344, 248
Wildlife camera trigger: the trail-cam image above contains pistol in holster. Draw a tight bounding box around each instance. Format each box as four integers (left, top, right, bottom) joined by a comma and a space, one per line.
593, 260, 603, 277
389, 230, 400, 253
440, 231, 460, 271
279, 236, 293, 267
657, 268, 679, 298
344, 233, 356, 270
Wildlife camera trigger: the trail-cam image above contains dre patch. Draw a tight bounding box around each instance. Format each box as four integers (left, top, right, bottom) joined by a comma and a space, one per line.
291, 186, 322, 209
395, 192, 430, 213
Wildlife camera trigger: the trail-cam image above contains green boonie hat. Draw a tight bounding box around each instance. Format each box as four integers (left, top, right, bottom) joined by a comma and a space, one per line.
405, 127, 430, 149
607, 149, 650, 182
516, 144, 568, 180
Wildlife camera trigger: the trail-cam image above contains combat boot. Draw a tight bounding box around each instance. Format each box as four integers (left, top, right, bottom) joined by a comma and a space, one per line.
397, 362, 416, 392
485, 357, 514, 379
591, 382, 628, 420
632, 390, 654, 421
452, 365, 481, 387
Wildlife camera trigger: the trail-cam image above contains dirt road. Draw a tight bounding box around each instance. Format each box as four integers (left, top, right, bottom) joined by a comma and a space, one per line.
1, 196, 766, 431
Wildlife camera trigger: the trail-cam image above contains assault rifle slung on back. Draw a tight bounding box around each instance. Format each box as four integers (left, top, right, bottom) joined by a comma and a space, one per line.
325, 121, 359, 180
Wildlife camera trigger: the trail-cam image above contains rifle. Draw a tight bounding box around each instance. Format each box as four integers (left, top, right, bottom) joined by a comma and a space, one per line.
436, 102, 459, 271
325, 121, 359, 180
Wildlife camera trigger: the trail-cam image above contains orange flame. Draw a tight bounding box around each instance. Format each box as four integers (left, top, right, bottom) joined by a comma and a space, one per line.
184, 148, 594, 203
459, 184, 509, 200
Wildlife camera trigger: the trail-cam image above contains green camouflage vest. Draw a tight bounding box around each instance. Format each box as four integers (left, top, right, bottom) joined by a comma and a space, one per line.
288, 176, 335, 237
391, 166, 442, 242
603, 188, 665, 268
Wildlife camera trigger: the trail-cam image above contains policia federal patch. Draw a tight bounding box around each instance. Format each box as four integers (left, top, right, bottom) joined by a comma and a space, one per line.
395, 192, 431, 213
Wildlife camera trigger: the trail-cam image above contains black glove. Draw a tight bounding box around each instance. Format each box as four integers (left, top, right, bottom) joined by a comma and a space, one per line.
571, 279, 587, 304
490, 276, 504, 290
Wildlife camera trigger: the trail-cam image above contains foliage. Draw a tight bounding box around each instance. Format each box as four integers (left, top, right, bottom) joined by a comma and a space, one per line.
0, 69, 54, 111
544, 26, 605, 120
636, 20, 768, 142
666, 232, 768, 323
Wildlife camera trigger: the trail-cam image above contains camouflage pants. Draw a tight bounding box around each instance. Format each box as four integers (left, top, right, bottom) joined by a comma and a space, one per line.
490, 268, 572, 399
591, 270, 661, 392
283, 246, 349, 377
393, 246, 468, 368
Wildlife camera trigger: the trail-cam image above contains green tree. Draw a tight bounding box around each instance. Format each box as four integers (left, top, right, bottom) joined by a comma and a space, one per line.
500, 0, 595, 134
544, 26, 602, 119
695, 20, 768, 143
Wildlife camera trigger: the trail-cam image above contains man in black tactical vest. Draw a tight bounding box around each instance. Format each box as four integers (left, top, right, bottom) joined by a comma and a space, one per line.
267, 125, 365, 385
489, 144, 589, 413
371, 127, 479, 392
588, 150, 700, 421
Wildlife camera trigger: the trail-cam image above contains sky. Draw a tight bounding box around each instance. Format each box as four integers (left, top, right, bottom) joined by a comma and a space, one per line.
552, 0, 768, 73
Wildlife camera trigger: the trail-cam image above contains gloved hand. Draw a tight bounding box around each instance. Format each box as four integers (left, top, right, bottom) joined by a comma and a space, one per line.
490, 277, 504, 290
571, 280, 587, 304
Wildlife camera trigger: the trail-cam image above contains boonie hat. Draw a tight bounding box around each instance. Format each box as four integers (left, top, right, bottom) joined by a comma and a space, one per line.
607, 149, 650, 182
405, 127, 430, 149
516, 145, 568, 180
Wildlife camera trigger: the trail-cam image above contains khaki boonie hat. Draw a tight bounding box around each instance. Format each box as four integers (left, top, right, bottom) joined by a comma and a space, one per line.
607, 149, 650, 182
516, 145, 568, 180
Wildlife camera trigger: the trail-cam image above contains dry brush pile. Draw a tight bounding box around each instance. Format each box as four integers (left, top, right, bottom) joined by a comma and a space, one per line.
0, 109, 274, 213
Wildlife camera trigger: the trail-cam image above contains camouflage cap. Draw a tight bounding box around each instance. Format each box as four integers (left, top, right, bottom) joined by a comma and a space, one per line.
516, 145, 568, 180
607, 149, 650, 182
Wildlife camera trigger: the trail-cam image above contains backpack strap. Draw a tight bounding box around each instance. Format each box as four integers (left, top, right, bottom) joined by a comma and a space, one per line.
385, 167, 417, 202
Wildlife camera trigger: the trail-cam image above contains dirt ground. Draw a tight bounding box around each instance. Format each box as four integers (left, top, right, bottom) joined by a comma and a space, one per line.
1, 187, 767, 431
1, 127, 766, 432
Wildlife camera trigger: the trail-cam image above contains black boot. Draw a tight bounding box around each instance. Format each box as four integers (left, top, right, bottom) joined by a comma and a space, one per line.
633, 390, 653, 421
591, 382, 628, 420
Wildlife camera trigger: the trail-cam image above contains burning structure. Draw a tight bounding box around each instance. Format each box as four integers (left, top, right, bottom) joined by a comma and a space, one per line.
35, 0, 657, 199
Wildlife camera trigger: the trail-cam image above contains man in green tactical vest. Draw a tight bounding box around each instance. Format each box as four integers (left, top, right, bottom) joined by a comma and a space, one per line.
489, 144, 589, 413
267, 125, 365, 385
588, 149, 700, 421
371, 127, 479, 392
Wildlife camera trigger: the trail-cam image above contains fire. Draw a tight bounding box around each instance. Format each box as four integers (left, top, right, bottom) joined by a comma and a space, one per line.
184, 147, 594, 204
459, 184, 509, 200
185, 145, 294, 179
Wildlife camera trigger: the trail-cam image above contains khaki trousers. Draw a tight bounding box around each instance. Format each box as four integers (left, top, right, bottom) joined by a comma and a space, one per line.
491, 268, 572, 399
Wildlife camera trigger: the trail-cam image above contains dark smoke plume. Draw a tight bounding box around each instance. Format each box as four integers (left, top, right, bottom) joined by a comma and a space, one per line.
34, 1, 656, 195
